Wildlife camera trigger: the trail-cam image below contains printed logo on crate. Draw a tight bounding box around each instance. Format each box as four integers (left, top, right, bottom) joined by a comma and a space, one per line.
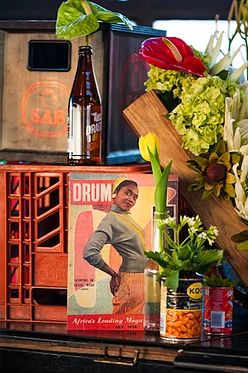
67, 172, 178, 331
21, 80, 69, 138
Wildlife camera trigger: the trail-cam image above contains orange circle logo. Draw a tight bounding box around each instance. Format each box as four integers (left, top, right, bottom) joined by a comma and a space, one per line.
21, 80, 70, 138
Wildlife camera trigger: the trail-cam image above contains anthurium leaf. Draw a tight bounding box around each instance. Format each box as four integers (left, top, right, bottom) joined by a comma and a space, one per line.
56, 5, 99, 39
56, 0, 132, 40
89, 1, 133, 28
96, 11, 133, 29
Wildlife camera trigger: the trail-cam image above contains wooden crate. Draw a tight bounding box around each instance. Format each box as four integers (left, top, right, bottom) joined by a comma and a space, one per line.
123, 90, 248, 288
0, 21, 165, 164
0, 23, 102, 162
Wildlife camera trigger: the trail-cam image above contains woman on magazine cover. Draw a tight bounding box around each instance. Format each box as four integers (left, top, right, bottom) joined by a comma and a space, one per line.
83, 177, 147, 314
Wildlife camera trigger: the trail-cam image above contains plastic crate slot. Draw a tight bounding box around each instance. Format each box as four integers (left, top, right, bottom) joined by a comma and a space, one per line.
32, 288, 67, 306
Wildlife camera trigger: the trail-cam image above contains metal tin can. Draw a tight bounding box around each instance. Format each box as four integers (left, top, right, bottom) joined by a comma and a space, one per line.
203, 286, 233, 335
160, 274, 203, 341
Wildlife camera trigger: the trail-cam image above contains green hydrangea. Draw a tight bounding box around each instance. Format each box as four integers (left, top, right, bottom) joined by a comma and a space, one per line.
169, 75, 237, 155
144, 65, 238, 156
145, 65, 197, 98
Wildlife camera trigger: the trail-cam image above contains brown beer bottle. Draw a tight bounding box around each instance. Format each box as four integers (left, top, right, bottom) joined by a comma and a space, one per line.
67, 46, 103, 165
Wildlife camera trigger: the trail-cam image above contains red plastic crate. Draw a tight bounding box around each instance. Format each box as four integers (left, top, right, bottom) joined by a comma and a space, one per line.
0, 163, 150, 325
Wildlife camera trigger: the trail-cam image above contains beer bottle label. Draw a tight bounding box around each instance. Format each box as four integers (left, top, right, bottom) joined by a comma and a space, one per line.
67, 103, 82, 156
86, 110, 102, 153
67, 102, 102, 158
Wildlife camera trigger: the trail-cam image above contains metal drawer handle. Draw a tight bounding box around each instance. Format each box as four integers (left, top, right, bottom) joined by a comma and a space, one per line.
94, 346, 140, 366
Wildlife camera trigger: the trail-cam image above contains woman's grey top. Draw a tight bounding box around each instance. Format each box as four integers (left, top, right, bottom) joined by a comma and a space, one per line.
83, 204, 147, 273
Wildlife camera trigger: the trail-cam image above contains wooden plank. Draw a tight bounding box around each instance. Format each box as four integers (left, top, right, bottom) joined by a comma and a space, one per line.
123, 90, 248, 287
0, 336, 177, 364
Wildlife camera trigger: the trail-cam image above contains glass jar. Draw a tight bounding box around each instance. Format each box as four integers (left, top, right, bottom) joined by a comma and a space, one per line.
144, 211, 167, 333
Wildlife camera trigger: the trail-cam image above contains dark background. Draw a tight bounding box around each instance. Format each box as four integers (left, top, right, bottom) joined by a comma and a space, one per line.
0, 0, 233, 26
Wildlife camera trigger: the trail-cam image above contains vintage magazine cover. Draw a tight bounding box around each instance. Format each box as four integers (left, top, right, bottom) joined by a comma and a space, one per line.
67, 172, 178, 330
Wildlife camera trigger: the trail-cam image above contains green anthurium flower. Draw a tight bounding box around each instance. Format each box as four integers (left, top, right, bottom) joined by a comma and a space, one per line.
56, 0, 133, 40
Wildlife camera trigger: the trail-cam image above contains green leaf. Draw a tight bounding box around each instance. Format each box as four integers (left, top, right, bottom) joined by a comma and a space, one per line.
177, 245, 193, 261
96, 11, 133, 29
216, 69, 229, 80
186, 160, 202, 172
149, 149, 162, 185
202, 189, 213, 199
171, 250, 183, 267
161, 269, 179, 290
56, 0, 132, 40
180, 259, 194, 271
56, 1, 99, 39
231, 230, 248, 243
154, 160, 172, 212
188, 182, 204, 192
203, 274, 237, 287
194, 156, 209, 168
144, 251, 169, 269
193, 249, 223, 273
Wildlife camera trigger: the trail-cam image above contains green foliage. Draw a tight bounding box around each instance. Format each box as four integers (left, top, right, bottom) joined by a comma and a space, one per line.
145, 215, 223, 290
203, 273, 237, 287
56, 0, 133, 40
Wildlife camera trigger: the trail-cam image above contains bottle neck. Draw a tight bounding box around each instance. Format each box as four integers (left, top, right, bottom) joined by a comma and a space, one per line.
70, 45, 100, 100
77, 46, 93, 71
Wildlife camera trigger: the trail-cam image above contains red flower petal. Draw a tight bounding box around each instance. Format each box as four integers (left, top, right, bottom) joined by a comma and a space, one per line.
139, 36, 207, 77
